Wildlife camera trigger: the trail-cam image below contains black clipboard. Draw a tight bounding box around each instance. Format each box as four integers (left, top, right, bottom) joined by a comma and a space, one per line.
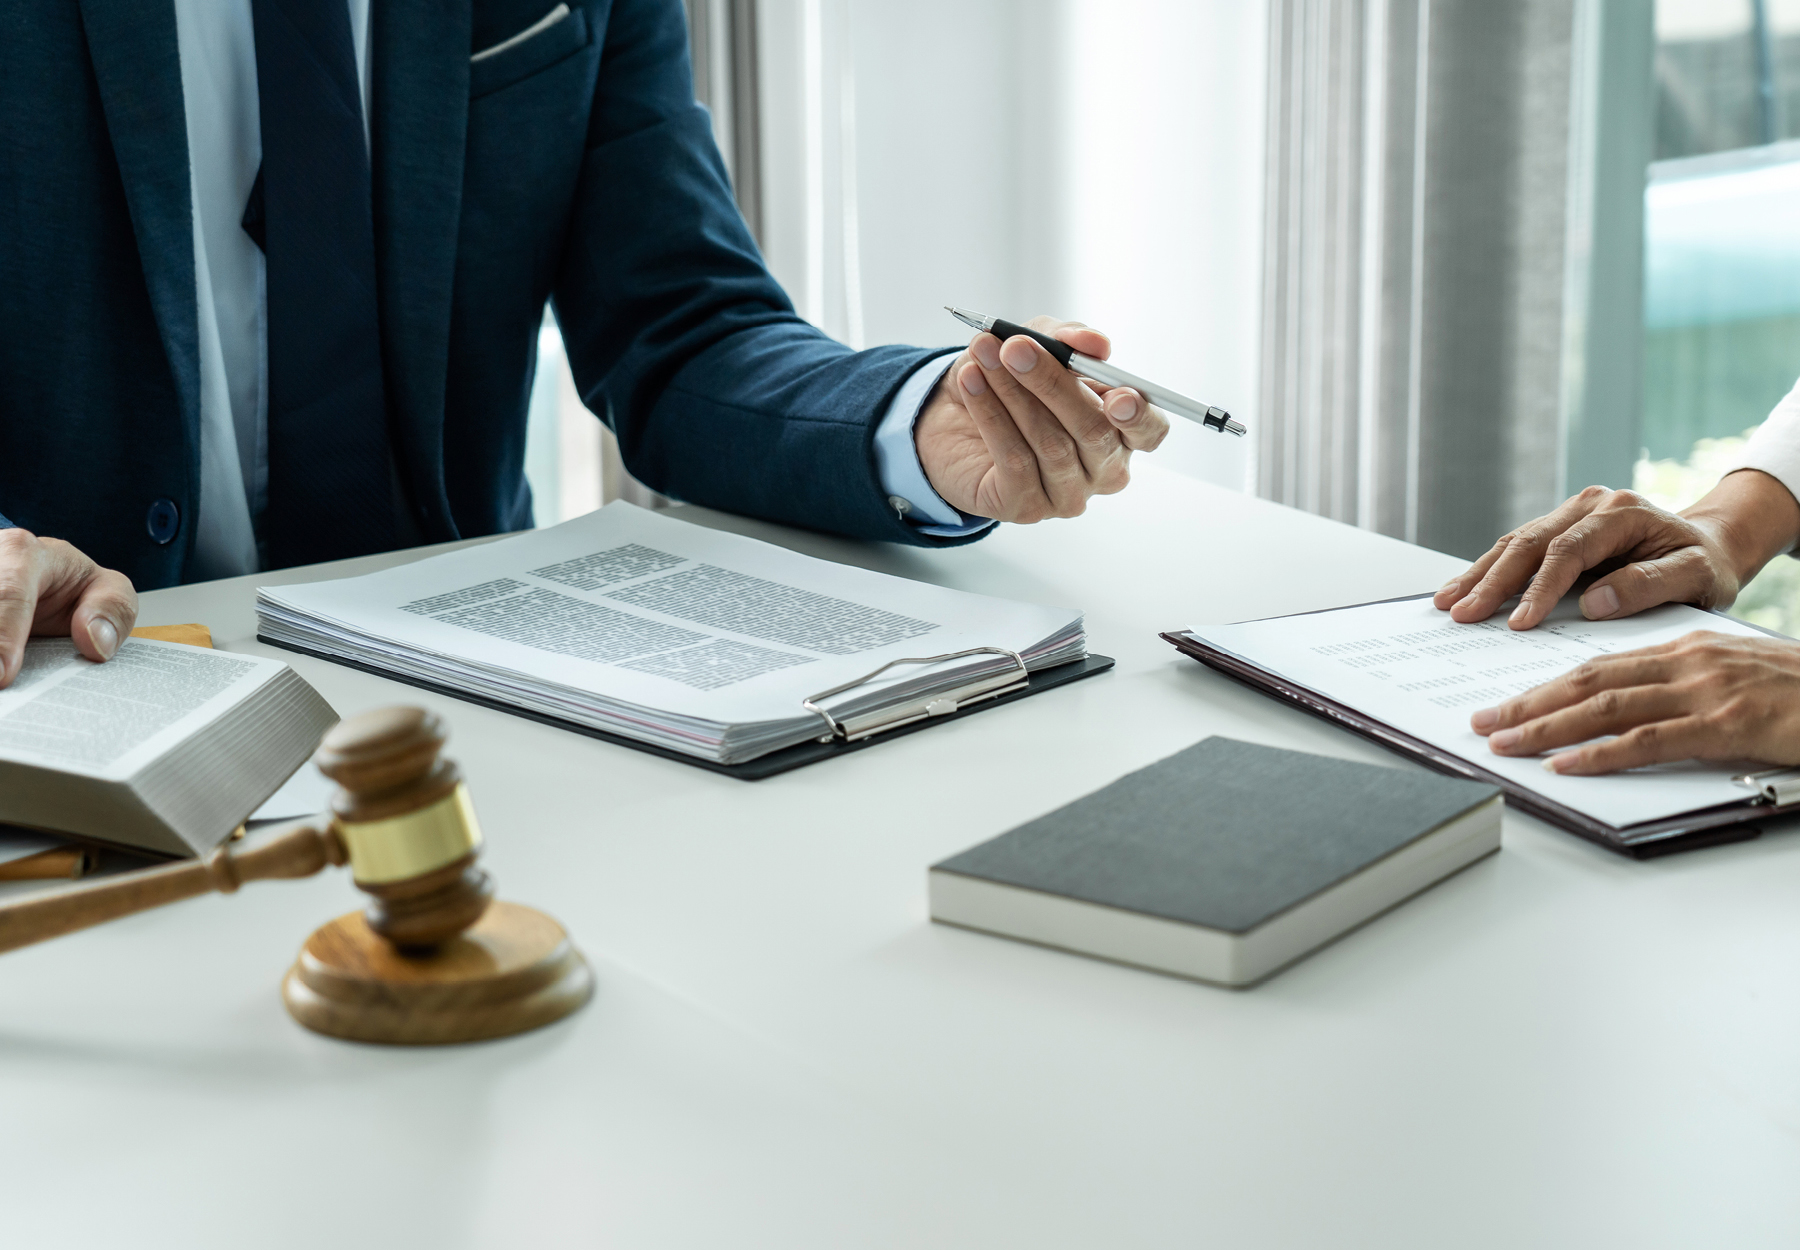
1161, 594, 1796, 859
261, 635, 1114, 780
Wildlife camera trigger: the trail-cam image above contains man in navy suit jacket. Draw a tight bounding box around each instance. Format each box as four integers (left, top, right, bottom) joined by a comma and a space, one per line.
0, 0, 1164, 688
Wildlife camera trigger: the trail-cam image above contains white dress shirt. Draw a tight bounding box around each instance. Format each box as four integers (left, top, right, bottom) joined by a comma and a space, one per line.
1728, 376, 1800, 549
171, 0, 984, 580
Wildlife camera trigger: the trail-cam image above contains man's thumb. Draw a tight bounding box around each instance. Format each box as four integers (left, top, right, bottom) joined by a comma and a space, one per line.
1581, 549, 1719, 620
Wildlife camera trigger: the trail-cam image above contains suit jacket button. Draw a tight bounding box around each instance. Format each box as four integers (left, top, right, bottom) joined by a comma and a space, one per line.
146, 498, 181, 545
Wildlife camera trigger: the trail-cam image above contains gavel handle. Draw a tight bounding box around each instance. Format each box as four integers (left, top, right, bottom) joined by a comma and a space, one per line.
0, 823, 347, 956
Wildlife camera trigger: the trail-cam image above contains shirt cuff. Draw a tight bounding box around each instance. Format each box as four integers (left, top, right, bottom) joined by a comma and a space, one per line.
872, 353, 997, 539
0, 512, 12, 529
1723, 375, 1800, 554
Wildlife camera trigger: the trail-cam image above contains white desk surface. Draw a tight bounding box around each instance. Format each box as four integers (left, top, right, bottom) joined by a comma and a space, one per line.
4, 460, 1798, 1248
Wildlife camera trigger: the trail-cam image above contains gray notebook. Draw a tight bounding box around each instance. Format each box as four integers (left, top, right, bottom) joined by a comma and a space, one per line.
930, 737, 1502, 986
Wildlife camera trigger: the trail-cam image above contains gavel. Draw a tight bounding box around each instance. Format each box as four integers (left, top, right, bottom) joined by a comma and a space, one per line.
0, 707, 592, 1045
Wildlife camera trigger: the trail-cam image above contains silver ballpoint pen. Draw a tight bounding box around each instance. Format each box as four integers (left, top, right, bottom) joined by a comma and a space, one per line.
945, 306, 1246, 436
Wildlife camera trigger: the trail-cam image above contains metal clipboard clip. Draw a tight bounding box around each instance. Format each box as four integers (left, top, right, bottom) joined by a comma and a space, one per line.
1732, 767, 1800, 806
801, 646, 1029, 744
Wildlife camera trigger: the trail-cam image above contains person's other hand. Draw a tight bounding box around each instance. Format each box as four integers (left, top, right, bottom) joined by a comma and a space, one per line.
1431, 470, 1800, 631
1471, 630, 1800, 774
1431, 487, 1744, 631
0, 528, 137, 689
914, 316, 1170, 523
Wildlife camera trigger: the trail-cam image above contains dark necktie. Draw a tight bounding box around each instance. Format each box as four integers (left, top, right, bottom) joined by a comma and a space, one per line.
249, 0, 397, 569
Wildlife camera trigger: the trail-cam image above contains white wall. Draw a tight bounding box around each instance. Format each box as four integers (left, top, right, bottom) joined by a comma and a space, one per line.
843, 0, 1068, 348
1055, 2, 1266, 492
758, 0, 1268, 493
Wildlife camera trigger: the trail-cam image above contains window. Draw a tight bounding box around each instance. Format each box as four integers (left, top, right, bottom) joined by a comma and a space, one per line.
1636, 0, 1800, 630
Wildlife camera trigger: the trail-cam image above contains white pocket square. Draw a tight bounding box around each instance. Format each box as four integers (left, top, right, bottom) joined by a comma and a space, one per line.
472, 3, 571, 63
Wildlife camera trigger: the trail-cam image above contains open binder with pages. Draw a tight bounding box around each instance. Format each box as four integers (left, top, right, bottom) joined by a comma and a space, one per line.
1165, 594, 1800, 858
258, 504, 1110, 778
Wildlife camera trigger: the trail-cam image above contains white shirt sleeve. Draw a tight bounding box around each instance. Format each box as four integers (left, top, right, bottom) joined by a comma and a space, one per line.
1724, 376, 1800, 552
871, 352, 997, 539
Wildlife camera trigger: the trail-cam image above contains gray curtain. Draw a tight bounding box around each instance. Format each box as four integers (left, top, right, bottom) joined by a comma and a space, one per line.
1259, 0, 1653, 560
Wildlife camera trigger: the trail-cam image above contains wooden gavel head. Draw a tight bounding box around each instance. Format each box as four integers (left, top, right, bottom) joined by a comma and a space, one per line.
0, 701, 591, 1044
313, 707, 494, 950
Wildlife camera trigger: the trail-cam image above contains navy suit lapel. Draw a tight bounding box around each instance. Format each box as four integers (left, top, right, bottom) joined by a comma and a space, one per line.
76, 0, 201, 498
371, 0, 472, 541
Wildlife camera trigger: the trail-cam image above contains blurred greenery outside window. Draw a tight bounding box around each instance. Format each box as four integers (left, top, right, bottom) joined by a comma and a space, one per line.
1637, 0, 1800, 631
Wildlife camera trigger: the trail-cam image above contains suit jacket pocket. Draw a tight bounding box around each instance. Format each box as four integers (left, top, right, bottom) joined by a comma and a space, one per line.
470, 5, 591, 99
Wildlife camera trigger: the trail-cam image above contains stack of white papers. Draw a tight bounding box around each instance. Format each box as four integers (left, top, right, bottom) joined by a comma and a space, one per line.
257, 505, 1086, 765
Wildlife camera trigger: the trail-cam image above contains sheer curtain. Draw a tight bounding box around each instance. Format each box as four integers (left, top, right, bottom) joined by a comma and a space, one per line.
1258, 0, 1654, 558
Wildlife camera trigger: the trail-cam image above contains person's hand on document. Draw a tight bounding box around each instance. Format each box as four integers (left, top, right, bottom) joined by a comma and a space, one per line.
1432, 471, 1800, 773
1470, 630, 1800, 774
1428, 480, 1791, 632
915, 316, 1169, 523
0, 528, 137, 689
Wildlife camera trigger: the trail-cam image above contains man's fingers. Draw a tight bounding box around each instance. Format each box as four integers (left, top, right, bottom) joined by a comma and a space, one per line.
1447, 536, 1558, 623
0, 532, 139, 687
68, 567, 138, 663
1507, 517, 1618, 630
1446, 490, 1609, 624
994, 335, 1122, 490
1101, 389, 1169, 452
1543, 716, 1717, 775
1531, 503, 1726, 627
1469, 651, 1678, 734
946, 315, 1148, 518
1482, 684, 1687, 757
1045, 319, 1111, 362
1447, 533, 1565, 623
977, 337, 1097, 515
0, 529, 43, 688
1433, 539, 1510, 612
1579, 546, 1724, 620
14, 537, 139, 668
957, 361, 1055, 522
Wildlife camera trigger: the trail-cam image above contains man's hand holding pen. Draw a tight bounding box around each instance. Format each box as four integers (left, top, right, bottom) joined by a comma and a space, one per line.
914, 316, 1169, 524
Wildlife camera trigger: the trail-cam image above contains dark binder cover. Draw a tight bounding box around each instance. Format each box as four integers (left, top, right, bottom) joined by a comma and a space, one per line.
1161, 595, 1792, 859
260, 635, 1113, 780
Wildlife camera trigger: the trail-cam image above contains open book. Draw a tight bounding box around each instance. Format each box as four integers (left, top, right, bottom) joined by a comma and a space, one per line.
0, 638, 338, 857
1166, 595, 1796, 857
257, 504, 1090, 768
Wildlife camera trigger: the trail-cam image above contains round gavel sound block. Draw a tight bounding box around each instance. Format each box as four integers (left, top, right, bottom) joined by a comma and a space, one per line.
281, 707, 593, 1045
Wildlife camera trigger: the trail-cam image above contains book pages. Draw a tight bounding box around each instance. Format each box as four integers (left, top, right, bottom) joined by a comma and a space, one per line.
0, 638, 293, 781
